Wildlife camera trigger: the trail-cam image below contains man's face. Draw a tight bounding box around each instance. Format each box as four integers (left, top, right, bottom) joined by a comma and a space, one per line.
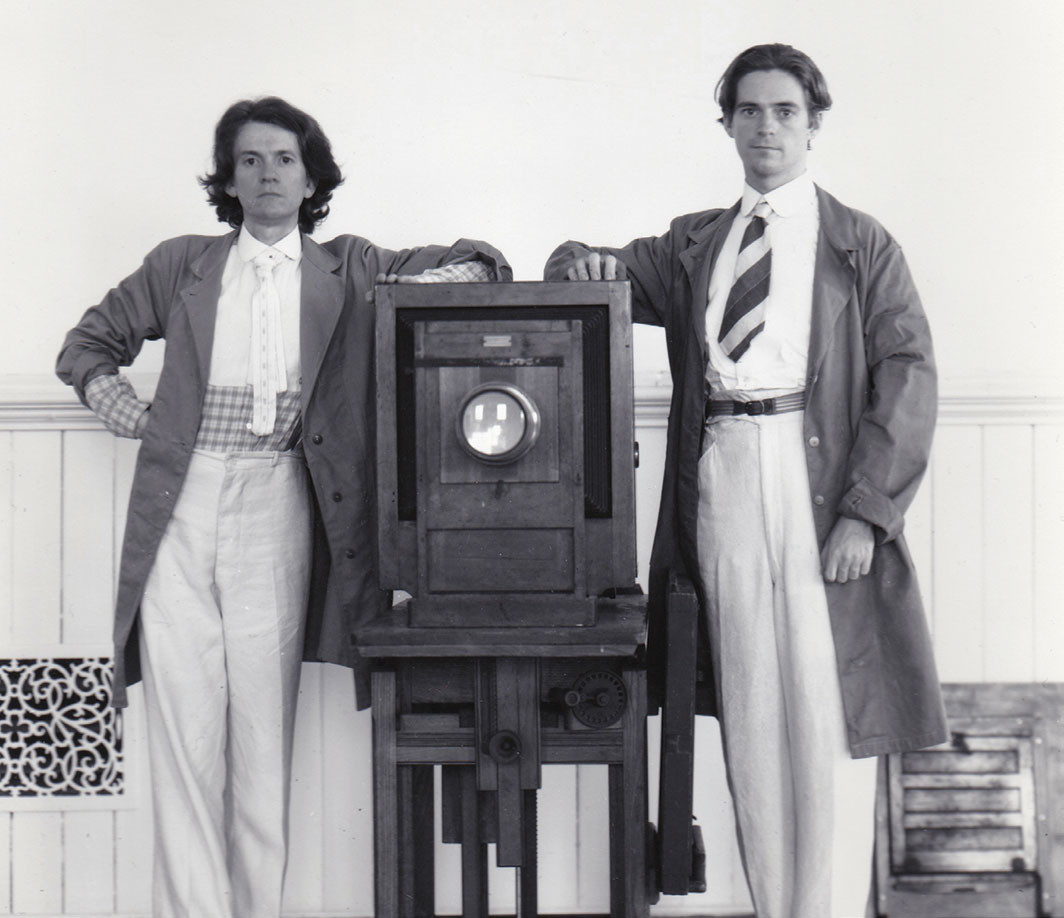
724, 69, 818, 193
226, 121, 315, 238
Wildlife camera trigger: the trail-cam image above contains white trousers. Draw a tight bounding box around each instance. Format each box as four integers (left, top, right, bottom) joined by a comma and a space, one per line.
696, 411, 878, 918
139, 450, 312, 918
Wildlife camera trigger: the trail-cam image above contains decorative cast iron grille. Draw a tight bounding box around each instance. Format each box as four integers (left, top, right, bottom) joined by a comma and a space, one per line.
0, 658, 123, 798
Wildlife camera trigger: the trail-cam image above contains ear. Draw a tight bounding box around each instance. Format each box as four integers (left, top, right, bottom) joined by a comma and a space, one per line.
722, 116, 735, 139
304, 179, 316, 200
808, 111, 822, 140
226, 181, 237, 199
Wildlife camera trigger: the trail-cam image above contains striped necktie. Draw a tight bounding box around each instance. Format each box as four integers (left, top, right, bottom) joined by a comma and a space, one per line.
249, 249, 287, 436
718, 199, 772, 361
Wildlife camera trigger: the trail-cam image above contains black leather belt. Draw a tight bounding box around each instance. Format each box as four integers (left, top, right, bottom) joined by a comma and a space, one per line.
705, 391, 806, 418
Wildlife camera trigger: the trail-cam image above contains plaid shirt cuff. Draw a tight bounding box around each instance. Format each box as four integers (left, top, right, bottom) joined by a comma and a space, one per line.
415, 259, 494, 283
85, 374, 150, 439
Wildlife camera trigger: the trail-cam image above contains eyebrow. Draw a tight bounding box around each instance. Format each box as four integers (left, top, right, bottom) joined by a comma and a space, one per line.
236, 148, 299, 157
736, 100, 800, 108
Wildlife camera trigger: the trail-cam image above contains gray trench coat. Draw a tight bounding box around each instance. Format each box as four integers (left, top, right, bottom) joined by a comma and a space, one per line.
545, 187, 947, 757
57, 231, 511, 708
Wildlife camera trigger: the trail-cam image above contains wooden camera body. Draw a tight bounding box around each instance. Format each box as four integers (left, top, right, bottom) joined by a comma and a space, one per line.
365, 282, 704, 914
375, 280, 636, 627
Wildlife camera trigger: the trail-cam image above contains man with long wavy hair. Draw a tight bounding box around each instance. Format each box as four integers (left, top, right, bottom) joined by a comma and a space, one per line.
58, 96, 509, 918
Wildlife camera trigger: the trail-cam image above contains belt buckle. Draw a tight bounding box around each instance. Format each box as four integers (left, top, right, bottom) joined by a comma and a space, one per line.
744, 398, 770, 416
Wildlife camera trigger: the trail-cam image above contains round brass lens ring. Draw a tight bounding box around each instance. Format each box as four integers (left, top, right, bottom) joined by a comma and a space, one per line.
455, 383, 541, 464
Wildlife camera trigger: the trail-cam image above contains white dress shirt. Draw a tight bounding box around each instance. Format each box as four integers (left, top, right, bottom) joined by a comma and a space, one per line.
704, 172, 819, 396
210, 224, 303, 388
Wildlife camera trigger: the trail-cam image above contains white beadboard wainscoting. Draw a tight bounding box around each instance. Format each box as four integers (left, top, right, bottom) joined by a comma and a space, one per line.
1, 377, 1062, 917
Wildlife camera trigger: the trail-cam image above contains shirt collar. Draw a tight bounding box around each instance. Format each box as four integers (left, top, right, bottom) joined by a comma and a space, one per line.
741, 172, 817, 219
236, 224, 303, 264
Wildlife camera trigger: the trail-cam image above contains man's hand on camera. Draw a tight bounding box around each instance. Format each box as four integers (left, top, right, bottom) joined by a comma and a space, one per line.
564, 252, 625, 281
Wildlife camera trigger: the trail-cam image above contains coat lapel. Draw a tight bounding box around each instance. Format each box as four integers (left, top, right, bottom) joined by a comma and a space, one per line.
299, 236, 345, 412
181, 232, 235, 384
679, 201, 740, 360
808, 187, 859, 382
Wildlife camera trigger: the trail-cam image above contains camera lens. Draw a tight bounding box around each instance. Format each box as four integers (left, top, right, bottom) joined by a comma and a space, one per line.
456, 383, 540, 464
461, 390, 526, 457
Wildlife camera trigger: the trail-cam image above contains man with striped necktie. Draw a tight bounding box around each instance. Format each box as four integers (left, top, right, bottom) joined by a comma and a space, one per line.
545, 44, 945, 918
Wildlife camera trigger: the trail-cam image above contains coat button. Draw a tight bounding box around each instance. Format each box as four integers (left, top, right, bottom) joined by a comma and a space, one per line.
808, 435, 820, 447
312, 434, 323, 445
345, 548, 356, 559
813, 494, 825, 506
332, 492, 342, 502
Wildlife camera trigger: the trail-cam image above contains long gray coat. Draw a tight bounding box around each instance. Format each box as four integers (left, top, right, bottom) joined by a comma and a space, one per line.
57, 231, 510, 708
545, 187, 946, 757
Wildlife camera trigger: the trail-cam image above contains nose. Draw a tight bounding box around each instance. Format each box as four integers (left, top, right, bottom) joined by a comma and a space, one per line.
757, 112, 778, 134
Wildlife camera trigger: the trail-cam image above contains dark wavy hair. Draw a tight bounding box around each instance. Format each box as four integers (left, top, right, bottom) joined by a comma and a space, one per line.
715, 44, 833, 128
199, 96, 344, 234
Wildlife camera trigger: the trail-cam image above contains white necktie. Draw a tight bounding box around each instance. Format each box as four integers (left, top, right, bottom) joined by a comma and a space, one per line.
249, 249, 287, 436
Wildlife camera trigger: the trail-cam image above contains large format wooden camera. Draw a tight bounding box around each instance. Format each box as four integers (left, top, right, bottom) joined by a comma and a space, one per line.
363, 282, 701, 917
376, 280, 637, 624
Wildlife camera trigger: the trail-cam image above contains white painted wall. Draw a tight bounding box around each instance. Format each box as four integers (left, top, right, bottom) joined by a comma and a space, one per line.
2, 392, 1062, 916
3, 0, 1063, 396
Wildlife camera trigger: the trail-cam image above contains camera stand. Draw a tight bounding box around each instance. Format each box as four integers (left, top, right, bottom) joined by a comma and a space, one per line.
357, 593, 650, 918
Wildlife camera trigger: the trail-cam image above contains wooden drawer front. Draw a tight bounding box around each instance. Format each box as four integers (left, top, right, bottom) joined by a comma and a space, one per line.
891, 733, 1037, 874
